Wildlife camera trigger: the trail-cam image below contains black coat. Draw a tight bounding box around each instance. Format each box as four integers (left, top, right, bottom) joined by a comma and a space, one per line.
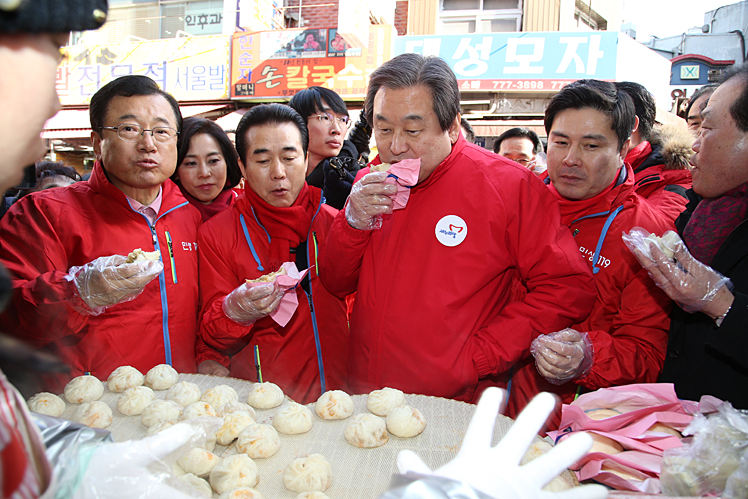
659, 189, 748, 408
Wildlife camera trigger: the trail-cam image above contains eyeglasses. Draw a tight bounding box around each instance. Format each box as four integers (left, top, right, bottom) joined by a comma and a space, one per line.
101, 124, 179, 143
310, 112, 352, 129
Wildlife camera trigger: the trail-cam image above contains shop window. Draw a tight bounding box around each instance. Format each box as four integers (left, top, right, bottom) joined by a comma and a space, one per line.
440, 0, 521, 34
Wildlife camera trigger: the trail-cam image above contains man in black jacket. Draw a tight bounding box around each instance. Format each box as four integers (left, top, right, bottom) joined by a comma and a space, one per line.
631, 62, 748, 408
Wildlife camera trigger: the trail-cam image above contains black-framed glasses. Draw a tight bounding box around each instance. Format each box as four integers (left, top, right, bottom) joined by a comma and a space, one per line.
101, 124, 179, 143
310, 112, 352, 129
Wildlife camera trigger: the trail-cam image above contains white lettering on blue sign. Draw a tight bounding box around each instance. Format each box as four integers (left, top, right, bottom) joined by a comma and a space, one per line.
452, 37, 492, 77
404, 38, 442, 57
557, 35, 604, 75
504, 38, 545, 74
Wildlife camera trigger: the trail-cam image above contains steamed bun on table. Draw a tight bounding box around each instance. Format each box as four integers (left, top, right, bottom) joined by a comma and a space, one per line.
116, 385, 155, 416
107, 365, 144, 392
166, 380, 202, 407
283, 454, 333, 493
180, 401, 218, 420
296, 493, 331, 499
367, 387, 406, 416
315, 390, 354, 420
236, 423, 281, 459
246, 382, 284, 409
177, 447, 221, 478
218, 487, 265, 499
209, 454, 260, 495
144, 364, 179, 390
141, 399, 183, 427
64, 375, 104, 404
385, 405, 426, 438
344, 413, 389, 448
73, 401, 112, 428
219, 401, 256, 418
177, 473, 212, 498
27, 392, 65, 417
216, 411, 256, 445
201, 384, 239, 409
273, 401, 313, 435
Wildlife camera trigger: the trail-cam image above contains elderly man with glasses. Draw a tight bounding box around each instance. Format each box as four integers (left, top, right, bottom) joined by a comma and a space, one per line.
0, 75, 226, 390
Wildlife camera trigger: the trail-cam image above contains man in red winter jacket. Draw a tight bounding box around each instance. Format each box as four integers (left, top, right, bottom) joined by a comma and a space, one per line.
506, 80, 673, 429
320, 53, 597, 403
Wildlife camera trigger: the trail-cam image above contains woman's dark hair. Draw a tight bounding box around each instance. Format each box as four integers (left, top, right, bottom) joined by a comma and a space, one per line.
235, 104, 309, 164
288, 86, 349, 121
173, 117, 242, 189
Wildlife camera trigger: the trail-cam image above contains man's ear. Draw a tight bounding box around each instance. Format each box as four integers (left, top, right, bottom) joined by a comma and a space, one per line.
620, 137, 631, 161
91, 131, 103, 161
448, 114, 461, 144
631, 115, 640, 135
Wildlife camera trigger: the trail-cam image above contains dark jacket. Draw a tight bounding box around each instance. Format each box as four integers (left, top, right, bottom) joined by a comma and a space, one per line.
659, 189, 748, 408
306, 140, 361, 210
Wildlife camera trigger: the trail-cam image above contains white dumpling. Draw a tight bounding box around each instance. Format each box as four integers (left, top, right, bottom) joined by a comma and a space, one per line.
201, 385, 239, 409
274, 401, 313, 435
177, 473, 212, 498
367, 387, 406, 416
27, 392, 65, 417
216, 411, 256, 445
117, 386, 155, 416
296, 493, 331, 499
144, 364, 179, 390
283, 454, 332, 493
73, 401, 112, 428
107, 366, 144, 393
236, 423, 281, 459
386, 405, 426, 438
64, 375, 104, 404
218, 487, 265, 499
173, 462, 186, 477
246, 382, 284, 409
219, 401, 257, 419
209, 454, 260, 495
177, 447, 221, 478
179, 401, 218, 421
344, 413, 388, 448
141, 399, 182, 427
166, 381, 202, 407
315, 390, 354, 420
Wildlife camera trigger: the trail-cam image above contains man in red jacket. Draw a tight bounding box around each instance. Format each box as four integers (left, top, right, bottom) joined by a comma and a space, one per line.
319, 53, 597, 403
506, 80, 673, 428
0, 75, 224, 389
197, 104, 349, 404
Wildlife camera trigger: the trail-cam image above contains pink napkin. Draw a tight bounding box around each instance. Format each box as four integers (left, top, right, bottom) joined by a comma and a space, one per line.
380, 158, 421, 210
245, 262, 310, 327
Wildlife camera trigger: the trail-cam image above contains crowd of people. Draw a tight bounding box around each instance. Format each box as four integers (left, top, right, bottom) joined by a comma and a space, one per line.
2, 0, 748, 497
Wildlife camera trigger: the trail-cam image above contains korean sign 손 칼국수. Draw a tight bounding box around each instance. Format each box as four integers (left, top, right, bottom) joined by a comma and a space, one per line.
230, 25, 392, 100
395, 32, 619, 92
56, 35, 230, 105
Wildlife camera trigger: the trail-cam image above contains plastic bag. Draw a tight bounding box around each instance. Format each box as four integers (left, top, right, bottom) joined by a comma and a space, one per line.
660, 402, 748, 497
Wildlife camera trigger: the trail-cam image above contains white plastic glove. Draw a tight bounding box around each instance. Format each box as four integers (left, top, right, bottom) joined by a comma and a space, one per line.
344, 171, 397, 230
397, 388, 608, 499
69, 254, 164, 315
623, 228, 732, 316
531, 329, 595, 385
222, 281, 284, 324
74, 418, 222, 499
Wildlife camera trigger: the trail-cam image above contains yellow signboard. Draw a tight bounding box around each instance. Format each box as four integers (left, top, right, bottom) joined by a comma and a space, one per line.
57, 35, 230, 105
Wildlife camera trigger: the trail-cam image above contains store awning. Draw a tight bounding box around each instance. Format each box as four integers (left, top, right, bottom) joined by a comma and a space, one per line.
215, 109, 248, 131
41, 104, 233, 139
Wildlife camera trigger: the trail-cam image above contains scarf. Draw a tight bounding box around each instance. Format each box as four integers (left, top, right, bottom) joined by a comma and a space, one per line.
239, 183, 320, 272
179, 186, 235, 222
682, 182, 748, 266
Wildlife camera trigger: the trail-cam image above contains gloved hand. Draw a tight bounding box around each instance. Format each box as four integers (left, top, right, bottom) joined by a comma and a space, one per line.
197, 360, 229, 377
322, 158, 356, 210
624, 229, 732, 315
222, 281, 284, 324
69, 254, 164, 316
344, 171, 397, 230
396, 388, 608, 499
73, 418, 222, 499
531, 329, 594, 385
